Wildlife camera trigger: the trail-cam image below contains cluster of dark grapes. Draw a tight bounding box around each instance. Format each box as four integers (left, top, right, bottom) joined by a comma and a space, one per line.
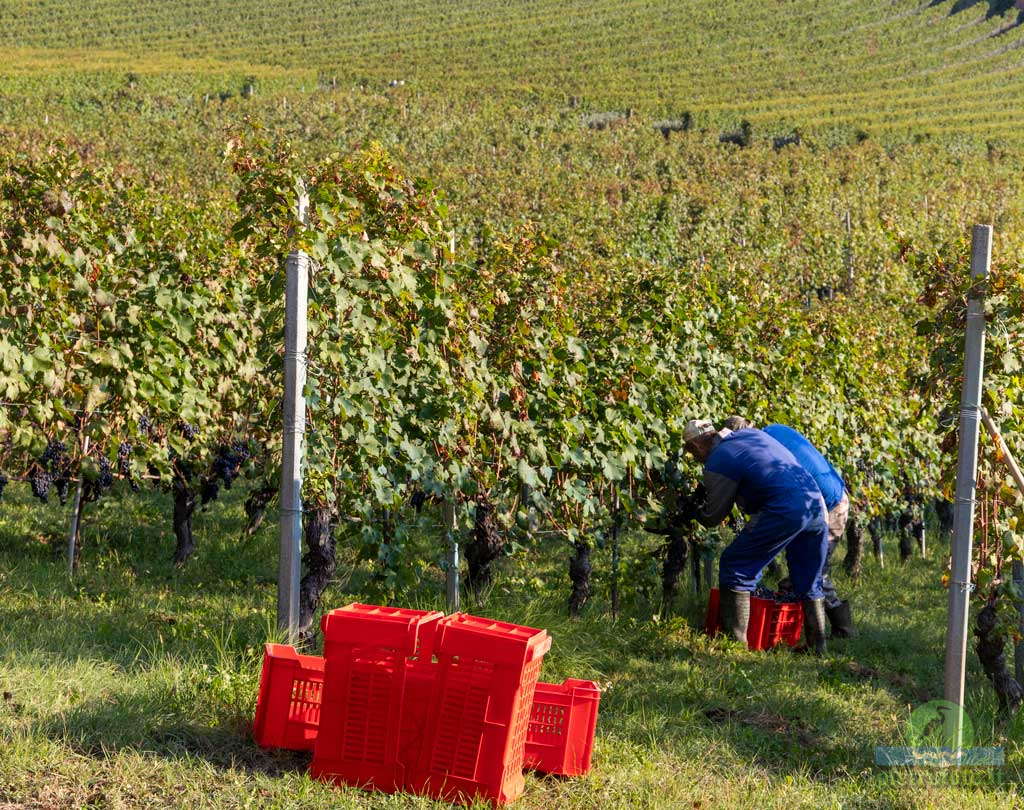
215, 442, 251, 489
200, 442, 253, 505
410, 489, 427, 512
200, 476, 221, 505
83, 457, 114, 503
138, 414, 154, 437
31, 440, 71, 504
168, 448, 195, 482
41, 440, 66, 466
244, 484, 276, 524
753, 585, 801, 603
99, 457, 113, 489
118, 442, 131, 475
176, 421, 199, 441
30, 471, 51, 501
118, 441, 140, 491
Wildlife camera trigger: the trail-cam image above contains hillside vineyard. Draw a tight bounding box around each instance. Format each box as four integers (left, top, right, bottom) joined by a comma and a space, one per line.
2, 0, 1024, 138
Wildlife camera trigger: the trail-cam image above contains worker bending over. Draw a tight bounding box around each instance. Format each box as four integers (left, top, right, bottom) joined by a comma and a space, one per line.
682, 419, 830, 654
723, 417, 854, 638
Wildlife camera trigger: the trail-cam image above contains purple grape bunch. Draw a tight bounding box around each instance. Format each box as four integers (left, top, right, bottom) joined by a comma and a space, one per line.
118, 441, 140, 491
753, 584, 801, 603
213, 442, 251, 490
200, 441, 253, 506
200, 477, 221, 505
97, 457, 113, 489
118, 441, 131, 473
30, 470, 51, 502
83, 456, 115, 503
41, 440, 67, 466
32, 440, 70, 503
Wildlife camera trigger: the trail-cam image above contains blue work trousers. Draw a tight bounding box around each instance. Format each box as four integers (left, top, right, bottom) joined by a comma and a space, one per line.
719, 496, 829, 600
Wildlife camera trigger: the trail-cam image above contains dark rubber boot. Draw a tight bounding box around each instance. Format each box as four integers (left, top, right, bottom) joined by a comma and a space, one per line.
720, 588, 750, 644
825, 600, 855, 639
801, 599, 827, 655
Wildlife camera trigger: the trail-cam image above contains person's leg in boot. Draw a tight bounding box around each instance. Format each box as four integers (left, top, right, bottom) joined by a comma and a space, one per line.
820, 547, 841, 610
784, 496, 830, 655
718, 515, 789, 646
825, 599, 854, 638
823, 492, 851, 637
802, 597, 827, 655
719, 588, 751, 643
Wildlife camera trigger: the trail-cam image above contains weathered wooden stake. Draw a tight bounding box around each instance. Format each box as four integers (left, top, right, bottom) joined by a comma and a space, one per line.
844, 209, 853, 290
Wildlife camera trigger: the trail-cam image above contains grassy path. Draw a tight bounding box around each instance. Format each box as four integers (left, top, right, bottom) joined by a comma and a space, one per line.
1, 488, 1022, 808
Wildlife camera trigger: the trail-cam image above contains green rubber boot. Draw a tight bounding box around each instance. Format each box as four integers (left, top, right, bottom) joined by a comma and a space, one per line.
825, 599, 855, 639
801, 598, 828, 655
720, 588, 750, 644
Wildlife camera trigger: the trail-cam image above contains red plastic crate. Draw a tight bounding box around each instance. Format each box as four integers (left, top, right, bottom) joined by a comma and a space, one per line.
524, 679, 600, 776
409, 613, 552, 807
253, 651, 601, 777
705, 588, 803, 650
254, 608, 570, 805
767, 600, 804, 647
252, 643, 325, 751
320, 603, 444, 654
311, 604, 443, 793
397, 659, 438, 766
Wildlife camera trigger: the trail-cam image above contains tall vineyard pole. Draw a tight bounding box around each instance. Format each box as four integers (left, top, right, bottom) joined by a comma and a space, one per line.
66, 435, 89, 576
278, 186, 309, 641
943, 224, 990, 751
445, 500, 460, 613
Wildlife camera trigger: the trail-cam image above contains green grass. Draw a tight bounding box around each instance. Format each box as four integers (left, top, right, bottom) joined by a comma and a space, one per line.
1, 484, 1023, 808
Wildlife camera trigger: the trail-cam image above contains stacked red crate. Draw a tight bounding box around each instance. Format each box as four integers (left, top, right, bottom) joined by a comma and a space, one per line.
253, 605, 600, 805
311, 604, 443, 793
409, 614, 551, 806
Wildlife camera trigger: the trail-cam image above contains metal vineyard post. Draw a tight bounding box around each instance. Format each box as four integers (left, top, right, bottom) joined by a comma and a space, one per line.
66, 435, 90, 576
943, 223, 991, 751
278, 187, 309, 641
445, 500, 459, 613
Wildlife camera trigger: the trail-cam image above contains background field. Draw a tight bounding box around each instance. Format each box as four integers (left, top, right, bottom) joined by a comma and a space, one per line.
2, 0, 1024, 141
